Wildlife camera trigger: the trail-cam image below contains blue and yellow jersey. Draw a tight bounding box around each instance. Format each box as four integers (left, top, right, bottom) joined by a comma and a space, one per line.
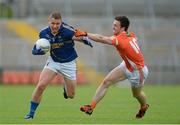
39, 22, 78, 63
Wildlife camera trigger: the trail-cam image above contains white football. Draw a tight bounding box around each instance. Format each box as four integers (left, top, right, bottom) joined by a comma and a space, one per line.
36, 38, 50, 53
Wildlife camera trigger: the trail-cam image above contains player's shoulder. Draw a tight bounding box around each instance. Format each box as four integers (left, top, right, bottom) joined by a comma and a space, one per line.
118, 31, 137, 39
130, 31, 136, 37
39, 26, 49, 34
39, 26, 51, 38
61, 22, 74, 32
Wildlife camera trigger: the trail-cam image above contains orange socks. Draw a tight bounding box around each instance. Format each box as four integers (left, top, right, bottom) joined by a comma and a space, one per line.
91, 100, 97, 109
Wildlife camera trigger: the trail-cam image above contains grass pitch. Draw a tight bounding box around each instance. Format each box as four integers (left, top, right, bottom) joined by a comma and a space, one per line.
0, 84, 180, 124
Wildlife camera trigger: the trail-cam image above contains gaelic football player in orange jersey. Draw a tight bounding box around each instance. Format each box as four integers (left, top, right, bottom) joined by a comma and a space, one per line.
80, 16, 149, 119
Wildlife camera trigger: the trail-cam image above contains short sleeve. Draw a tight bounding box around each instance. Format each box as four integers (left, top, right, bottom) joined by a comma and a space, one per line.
39, 30, 46, 39
62, 22, 75, 39
112, 37, 120, 46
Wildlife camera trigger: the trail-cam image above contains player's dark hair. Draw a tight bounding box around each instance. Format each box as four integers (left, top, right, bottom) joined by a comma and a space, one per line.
115, 16, 130, 31
50, 11, 62, 20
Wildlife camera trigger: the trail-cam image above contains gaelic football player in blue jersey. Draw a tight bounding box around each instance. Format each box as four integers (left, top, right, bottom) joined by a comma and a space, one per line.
24, 11, 92, 119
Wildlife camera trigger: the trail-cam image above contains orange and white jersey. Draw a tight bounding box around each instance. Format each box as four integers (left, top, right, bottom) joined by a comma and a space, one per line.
112, 31, 145, 72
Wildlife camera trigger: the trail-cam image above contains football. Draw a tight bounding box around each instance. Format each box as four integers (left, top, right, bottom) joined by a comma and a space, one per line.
36, 38, 50, 53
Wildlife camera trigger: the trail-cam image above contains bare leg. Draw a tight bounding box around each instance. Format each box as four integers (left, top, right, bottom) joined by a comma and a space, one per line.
32, 68, 57, 103
131, 86, 149, 118
24, 68, 57, 119
92, 66, 126, 106
80, 66, 127, 115
131, 86, 147, 106
64, 77, 76, 99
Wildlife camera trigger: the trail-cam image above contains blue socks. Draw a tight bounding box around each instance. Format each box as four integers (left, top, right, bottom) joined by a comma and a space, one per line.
28, 101, 39, 117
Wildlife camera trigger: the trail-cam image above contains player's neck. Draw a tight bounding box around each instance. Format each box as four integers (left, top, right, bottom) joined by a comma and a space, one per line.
51, 31, 58, 36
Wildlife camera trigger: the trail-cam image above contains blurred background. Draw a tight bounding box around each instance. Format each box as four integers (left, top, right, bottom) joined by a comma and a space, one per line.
0, 0, 180, 85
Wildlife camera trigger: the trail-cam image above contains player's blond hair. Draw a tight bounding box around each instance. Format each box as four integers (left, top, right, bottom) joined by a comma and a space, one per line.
49, 11, 62, 20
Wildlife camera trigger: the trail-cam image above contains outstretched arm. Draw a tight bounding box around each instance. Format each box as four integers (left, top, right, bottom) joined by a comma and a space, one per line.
87, 33, 113, 45
73, 28, 113, 46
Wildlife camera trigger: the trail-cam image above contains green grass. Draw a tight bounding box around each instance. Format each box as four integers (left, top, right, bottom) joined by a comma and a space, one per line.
0, 84, 180, 124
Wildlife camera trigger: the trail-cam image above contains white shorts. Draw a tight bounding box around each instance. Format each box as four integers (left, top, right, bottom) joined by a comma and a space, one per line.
119, 62, 149, 87
44, 56, 77, 80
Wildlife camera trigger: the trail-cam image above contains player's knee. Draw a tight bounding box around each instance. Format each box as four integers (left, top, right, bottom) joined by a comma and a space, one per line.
102, 79, 111, 87
37, 82, 47, 92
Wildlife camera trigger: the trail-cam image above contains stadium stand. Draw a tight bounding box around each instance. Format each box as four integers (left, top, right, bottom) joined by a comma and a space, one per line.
0, 0, 180, 84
